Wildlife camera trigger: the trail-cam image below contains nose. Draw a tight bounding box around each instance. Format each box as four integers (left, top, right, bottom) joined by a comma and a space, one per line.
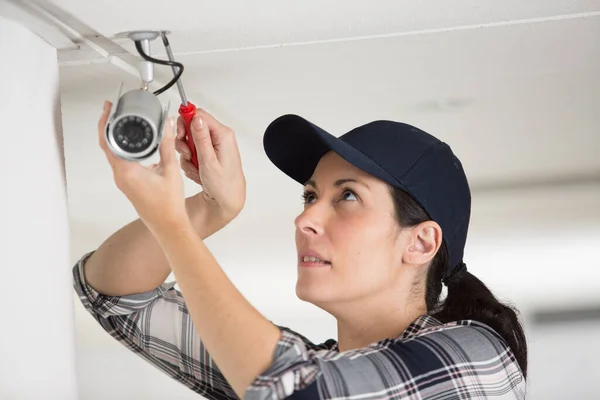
294, 205, 326, 237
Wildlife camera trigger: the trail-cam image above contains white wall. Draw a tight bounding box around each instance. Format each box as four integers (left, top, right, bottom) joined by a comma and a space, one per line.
527, 319, 600, 399
0, 16, 78, 399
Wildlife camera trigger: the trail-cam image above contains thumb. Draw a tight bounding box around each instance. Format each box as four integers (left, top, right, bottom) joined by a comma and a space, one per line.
159, 117, 178, 170
191, 114, 217, 167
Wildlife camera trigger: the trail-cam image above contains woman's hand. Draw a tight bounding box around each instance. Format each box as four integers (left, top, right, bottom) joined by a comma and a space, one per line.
175, 108, 246, 227
98, 101, 188, 235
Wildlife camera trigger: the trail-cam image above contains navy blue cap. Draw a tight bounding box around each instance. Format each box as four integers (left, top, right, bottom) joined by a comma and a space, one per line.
263, 114, 471, 273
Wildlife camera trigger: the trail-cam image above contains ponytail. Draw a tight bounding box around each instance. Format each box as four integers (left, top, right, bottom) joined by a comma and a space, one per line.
390, 186, 528, 378
426, 243, 528, 378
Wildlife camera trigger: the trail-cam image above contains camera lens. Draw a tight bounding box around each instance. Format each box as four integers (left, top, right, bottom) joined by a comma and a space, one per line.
112, 116, 154, 154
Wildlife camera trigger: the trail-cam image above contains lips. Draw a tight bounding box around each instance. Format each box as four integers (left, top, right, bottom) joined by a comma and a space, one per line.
302, 256, 330, 264
299, 251, 331, 266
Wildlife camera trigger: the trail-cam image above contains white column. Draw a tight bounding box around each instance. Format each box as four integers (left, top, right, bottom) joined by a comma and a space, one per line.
0, 16, 78, 399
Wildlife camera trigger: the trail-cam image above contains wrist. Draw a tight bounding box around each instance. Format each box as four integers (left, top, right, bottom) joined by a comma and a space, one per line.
146, 209, 195, 244
185, 196, 233, 239
152, 218, 198, 254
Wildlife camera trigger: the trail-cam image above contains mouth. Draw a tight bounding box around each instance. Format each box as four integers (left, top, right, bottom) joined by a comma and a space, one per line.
299, 254, 331, 267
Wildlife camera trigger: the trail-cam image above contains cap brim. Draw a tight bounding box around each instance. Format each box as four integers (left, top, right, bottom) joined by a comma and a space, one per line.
264, 114, 393, 186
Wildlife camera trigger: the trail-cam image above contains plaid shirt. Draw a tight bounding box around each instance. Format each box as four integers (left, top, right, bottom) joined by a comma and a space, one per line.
73, 252, 526, 399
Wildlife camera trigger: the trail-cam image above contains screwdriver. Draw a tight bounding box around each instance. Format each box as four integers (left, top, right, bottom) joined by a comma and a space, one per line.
161, 32, 199, 169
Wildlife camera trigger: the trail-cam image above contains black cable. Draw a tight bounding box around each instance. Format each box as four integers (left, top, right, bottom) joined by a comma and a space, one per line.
134, 40, 184, 96
160, 32, 172, 51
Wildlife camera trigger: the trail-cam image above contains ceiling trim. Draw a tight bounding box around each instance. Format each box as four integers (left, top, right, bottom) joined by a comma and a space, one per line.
18, 0, 182, 98
472, 171, 600, 194
531, 306, 600, 326
26, 0, 236, 121
0, 0, 76, 49
57, 10, 600, 66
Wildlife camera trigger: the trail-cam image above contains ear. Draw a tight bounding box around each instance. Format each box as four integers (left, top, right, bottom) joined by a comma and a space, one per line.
402, 221, 443, 266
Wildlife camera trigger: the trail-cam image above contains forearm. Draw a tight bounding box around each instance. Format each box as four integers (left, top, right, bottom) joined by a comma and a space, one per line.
154, 222, 281, 399
84, 197, 224, 296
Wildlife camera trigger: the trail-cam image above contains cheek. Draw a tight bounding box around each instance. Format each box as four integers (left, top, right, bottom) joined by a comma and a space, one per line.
333, 216, 399, 273
297, 216, 401, 303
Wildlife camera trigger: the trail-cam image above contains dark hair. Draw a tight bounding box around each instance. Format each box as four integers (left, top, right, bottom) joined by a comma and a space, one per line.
390, 186, 528, 378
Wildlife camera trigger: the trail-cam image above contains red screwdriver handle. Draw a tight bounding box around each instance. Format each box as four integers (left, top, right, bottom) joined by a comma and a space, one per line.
178, 102, 199, 169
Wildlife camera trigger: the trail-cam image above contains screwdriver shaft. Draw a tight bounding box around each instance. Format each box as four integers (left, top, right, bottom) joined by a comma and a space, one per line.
161, 33, 188, 106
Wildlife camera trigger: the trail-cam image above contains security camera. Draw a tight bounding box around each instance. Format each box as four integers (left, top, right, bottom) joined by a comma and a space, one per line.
104, 30, 186, 162
106, 84, 168, 161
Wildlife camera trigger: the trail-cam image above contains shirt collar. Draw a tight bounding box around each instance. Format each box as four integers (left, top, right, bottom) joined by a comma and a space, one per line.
399, 314, 443, 340
329, 314, 442, 352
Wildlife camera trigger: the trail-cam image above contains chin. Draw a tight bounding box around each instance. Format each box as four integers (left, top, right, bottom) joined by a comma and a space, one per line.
295, 278, 335, 305
296, 276, 383, 311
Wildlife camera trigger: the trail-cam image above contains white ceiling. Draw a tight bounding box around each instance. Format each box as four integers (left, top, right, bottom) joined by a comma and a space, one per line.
9, 0, 600, 306
54, 0, 600, 183
49, 0, 600, 51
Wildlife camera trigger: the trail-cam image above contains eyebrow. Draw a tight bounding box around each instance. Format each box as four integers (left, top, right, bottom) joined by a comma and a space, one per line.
304, 178, 369, 190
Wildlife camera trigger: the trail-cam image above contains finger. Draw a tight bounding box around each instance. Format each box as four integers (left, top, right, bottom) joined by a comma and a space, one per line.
175, 137, 192, 161
184, 170, 202, 185
190, 114, 217, 167
159, 117, 178, 171
195, 108, 228, 132
97, 101, 112, 156
195, 108, 240, 164
196, 108, 230, 149
97, 100, 129, 170
180, 158, 203, 184
176, 115, 186, 140
149, 163, 162, 173
183, 165, 201, 180
180, 157, 198, 173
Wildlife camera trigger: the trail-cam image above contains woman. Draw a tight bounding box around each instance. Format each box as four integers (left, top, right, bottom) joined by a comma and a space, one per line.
73, 101, 527, 399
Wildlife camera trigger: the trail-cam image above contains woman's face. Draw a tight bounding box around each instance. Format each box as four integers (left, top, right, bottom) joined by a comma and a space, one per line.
294, 152, 412, 309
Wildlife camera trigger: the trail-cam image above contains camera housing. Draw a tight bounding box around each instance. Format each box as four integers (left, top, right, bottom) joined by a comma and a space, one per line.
105, 83, 170, 162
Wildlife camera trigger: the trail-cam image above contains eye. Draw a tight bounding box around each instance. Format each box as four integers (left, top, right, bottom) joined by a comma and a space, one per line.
302, 190, 317, 204
340, 189, 358, 201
